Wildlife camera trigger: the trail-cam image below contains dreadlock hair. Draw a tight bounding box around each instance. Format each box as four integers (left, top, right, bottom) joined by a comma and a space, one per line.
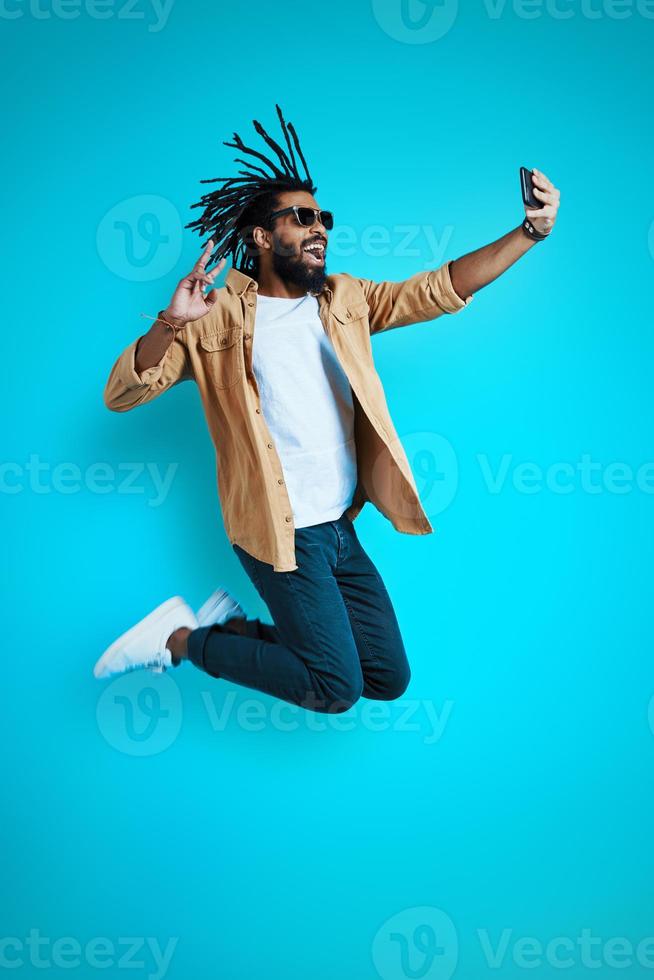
185, 104, 317, 278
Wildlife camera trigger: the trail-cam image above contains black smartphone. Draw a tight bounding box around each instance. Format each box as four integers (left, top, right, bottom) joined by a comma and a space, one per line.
520, 166, 541, 210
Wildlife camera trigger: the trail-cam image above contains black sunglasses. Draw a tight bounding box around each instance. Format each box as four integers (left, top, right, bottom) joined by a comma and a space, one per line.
268, 205, 334, 231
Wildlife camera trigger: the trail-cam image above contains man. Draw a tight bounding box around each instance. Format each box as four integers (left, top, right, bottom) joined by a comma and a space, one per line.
94, 105, 560, 714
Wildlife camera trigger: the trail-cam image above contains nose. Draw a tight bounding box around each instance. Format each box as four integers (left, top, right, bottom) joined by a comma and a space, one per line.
309, 213, 328, 241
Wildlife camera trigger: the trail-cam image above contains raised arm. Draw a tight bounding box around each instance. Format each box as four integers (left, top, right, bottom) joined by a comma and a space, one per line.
355, 259, 473, 336
103, 240, 225, 412
449, 169, 560, 298
352, 167, 560, 336
104, 327, 193, 413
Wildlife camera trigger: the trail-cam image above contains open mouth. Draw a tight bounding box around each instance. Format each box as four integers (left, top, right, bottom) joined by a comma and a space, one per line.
302, 242, 326, 266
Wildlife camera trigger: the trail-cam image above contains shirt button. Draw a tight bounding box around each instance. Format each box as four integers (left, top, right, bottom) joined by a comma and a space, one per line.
277, 478, 284, 485
248, 301, 255, 307
267, 442, 273, 449
244, 332, 251, 339
285, 516, 292, 523
255, 408, 261, 414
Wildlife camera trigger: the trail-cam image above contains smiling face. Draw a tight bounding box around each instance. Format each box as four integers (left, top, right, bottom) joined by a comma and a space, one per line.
260, 189, 330, 293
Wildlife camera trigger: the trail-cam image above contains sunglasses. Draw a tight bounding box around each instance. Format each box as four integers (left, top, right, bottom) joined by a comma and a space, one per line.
268, 205, 334, 231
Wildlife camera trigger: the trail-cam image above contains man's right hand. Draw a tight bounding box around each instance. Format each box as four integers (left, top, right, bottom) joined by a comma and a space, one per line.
162, 239, 226, 325
134, 240, 225, 375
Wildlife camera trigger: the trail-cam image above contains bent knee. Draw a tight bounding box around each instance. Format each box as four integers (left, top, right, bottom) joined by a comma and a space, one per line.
370, 662, 412, 702
316, 675, 364, 714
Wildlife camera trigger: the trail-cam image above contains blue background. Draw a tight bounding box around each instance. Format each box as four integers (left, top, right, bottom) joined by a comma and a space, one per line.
2, 0, 653, 977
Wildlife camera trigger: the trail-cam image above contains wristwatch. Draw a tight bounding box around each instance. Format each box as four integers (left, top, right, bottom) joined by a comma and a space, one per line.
521, 217, 550, 242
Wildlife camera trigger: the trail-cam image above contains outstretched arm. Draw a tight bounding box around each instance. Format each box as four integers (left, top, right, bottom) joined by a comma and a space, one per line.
449, 168, 561, 299
353, 168, 560, 335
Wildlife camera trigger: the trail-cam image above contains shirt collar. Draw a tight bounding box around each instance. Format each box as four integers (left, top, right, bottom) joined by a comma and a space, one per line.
225, 266, 333, 301
225, 267, 256, 296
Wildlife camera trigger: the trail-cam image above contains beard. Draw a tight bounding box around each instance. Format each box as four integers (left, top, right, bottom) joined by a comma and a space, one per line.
271, 237, 327, 294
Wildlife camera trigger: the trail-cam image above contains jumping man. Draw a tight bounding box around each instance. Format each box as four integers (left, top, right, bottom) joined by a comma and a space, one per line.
94, 105, 561, 714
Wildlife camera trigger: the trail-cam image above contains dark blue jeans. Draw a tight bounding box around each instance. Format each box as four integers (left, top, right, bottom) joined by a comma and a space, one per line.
187, 513, 411, 714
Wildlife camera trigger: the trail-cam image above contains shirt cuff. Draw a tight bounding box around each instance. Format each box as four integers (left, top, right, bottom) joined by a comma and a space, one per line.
428, 260, 474, 313
118, 338, 167, 389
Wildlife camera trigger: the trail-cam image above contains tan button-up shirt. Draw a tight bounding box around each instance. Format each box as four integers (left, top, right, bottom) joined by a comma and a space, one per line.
104, 261, 472, 571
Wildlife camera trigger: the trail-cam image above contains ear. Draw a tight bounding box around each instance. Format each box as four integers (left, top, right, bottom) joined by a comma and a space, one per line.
252, 225, 272, 251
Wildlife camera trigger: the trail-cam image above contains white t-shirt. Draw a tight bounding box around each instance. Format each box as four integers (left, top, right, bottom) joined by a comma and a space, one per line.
252, 292, 358, 529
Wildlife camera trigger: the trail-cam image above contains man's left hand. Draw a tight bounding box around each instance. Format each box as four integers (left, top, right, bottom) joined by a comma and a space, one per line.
526, 168, 561, 236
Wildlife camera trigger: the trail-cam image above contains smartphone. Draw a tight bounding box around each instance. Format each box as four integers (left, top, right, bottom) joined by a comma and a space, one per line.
520, 167, 541, 210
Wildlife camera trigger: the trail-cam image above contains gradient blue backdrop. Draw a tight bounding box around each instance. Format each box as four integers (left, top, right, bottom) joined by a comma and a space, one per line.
3, 1, 653, 977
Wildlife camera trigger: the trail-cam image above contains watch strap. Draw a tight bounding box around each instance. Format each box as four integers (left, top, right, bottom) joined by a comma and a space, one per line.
522, 217, 549, 242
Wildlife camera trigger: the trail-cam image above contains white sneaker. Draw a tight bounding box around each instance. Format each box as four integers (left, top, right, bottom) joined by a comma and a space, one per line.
196, 587, 245, 629
94, 596, 199, 679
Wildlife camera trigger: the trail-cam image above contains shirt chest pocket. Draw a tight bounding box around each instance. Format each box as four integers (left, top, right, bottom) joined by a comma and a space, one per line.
332, 299, 369, 326
331, 299, 373, 356
199, 327, 242, 389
